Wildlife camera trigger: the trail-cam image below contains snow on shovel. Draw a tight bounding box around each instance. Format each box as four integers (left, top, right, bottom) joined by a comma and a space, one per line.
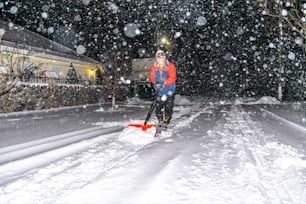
128, 94, 158, 136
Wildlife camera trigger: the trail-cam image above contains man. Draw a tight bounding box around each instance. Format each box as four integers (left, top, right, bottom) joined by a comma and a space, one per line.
150, 50, 177, 126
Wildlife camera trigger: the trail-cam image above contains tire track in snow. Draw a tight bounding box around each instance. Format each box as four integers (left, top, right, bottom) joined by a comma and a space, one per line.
260, 108, 306, 133
214, 105, 306, 203
124, 105, 226, 204
57, 130, 206, 204
56, 104, 214, 204
183, 105, 306, 204
226, 106, 275, 203
173, 103, 211, 130
131, 138, 204, 204
0, 103, 207, 204
0, 126, 124, 165
0, 131, 144, 204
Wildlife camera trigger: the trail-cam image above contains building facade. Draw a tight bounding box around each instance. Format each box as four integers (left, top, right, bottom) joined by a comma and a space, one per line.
0, 20, 103, 85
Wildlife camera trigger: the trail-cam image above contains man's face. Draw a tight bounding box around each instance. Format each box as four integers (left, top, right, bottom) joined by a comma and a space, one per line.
156, 56, 165, 65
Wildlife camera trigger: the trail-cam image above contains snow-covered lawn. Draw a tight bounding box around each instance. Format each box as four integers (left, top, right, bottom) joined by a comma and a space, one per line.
0, 96, 306, 204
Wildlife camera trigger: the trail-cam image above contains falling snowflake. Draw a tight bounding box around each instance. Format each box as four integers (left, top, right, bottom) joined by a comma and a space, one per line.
236, 27, 244, 35
10, 6, 18, 14
124, 23, 140, 38
288, 52, 296, 60
76, 45, 86, 55
0, 28, 5, 37
161, 95, 167, 101
74, 15, 82, 22
82, 0, 91, 6
108, 2, 119, 13
196, 16, 207, 26
295, 37, 303, 45
269, 43, 276, 48
41, 12, 48, 19
174, 32, 182, 38
281, 9, 288, 16
47, 27, 54, 34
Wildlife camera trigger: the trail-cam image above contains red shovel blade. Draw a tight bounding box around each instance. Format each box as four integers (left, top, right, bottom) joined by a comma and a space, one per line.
128, 123, 157, 131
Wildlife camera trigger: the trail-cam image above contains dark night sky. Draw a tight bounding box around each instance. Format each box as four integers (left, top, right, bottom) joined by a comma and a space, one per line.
0, 0, 305, 99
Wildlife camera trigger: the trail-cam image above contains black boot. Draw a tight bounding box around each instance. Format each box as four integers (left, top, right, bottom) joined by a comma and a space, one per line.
157, 116, 164, 124
163, 116, 171, 125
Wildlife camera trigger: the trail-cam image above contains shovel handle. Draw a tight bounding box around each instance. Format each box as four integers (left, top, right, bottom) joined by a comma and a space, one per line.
144, 98, 157, 125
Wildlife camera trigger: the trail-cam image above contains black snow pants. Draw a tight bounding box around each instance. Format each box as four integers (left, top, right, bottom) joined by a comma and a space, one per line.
155, 94, 175, 120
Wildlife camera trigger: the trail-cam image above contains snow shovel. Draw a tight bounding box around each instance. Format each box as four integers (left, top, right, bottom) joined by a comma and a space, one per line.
128, 93, 158, 132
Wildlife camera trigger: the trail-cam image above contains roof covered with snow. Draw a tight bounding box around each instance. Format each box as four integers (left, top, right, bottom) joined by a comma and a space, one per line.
0, 20, 100, 66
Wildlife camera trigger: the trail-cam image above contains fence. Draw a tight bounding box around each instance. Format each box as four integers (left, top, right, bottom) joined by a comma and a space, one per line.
20, 75, 97, 86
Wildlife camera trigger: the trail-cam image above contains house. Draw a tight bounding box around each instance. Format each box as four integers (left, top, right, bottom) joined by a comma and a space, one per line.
0, 20, 103, 85
131, 57, 155, 99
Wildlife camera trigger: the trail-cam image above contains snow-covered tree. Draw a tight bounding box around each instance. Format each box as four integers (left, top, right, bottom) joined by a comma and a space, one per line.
66, 63, 79, 84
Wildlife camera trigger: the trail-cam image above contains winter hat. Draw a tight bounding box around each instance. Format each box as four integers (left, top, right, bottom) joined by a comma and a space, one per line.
155, 50, 166, 58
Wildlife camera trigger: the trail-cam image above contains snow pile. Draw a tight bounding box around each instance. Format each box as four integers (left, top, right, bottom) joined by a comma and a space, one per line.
95, 107, 105, 112
234, 96, 280, 105
92, 121, 125, 128
125, 95, 194, 107
274, 156, 306, 169
125, 97, 153, 107
118, 126, 156, 145
251, 96, 280, 104
234, 97, 247, 105
174, 95, 194, 106
234, 97, 258, 105
94, 106, 123, 112
126, 97, 145, 105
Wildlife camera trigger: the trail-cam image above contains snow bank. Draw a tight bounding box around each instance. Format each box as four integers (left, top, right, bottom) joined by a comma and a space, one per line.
252, 96, 280, 104
234, 96, 280, 105
92, 121, 125, 128
234, 97, 257, 105
126, 97, 152, 105
174, 95, 194, 106
118, 126, 156, 145
126, 97, 146, 105
95, 107, 105, 112
126, 95, 194, 106
94, 107, 124, 112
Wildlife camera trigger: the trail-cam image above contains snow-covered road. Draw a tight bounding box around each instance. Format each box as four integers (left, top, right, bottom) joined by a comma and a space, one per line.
0, 97, 306, 204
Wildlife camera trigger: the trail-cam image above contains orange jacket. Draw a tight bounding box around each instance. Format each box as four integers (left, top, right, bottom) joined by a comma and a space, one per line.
150, 60, 177, 96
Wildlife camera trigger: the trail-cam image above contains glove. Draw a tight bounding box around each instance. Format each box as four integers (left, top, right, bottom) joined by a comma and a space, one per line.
155, 82, 164, 90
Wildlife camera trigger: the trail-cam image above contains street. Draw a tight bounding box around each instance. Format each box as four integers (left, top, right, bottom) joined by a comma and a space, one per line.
0, 97, 306, 204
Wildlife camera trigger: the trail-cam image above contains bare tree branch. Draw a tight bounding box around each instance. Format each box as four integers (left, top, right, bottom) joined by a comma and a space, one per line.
0, 74, 19, 95
255, 0, 305, 47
